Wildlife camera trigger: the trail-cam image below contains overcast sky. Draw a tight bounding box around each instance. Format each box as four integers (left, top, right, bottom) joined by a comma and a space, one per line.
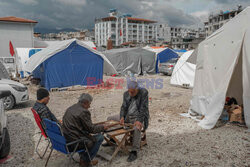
1, 0, 250, 31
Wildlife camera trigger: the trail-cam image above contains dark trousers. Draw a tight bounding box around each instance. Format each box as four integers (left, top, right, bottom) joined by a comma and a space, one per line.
107, 114, 141, 152
79, 134, 104, 162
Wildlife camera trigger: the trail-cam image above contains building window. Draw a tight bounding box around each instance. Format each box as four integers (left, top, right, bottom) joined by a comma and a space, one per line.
4, 58, 14, 64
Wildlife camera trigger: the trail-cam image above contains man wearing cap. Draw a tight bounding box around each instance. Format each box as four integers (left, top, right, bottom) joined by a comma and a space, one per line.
106, 81, 149, 162
32, 88, 59, 123
62, 93, 108, 167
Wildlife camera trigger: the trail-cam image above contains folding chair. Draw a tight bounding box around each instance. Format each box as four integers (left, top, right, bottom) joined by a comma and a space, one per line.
43, 118, 92, 167
31, 109, 50, 159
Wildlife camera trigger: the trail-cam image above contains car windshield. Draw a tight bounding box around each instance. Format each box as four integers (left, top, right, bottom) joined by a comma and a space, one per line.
168, 59, 178, 63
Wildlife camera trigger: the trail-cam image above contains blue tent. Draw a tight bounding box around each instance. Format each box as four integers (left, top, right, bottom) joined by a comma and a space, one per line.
173, 49, 187, 53
28, 40, 116, 90
155, 48, 179, 73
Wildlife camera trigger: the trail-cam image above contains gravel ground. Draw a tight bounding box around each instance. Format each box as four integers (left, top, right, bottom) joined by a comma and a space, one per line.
1, 75, 249, 167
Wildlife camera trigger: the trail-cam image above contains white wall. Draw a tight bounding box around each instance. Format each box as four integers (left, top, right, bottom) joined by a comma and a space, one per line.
0, 22, 35, 57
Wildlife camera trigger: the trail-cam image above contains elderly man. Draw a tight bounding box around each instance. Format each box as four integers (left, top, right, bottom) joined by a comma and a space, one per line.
107, 81, 149, 162
62, 93, 108, 167
32, 88, 59, 123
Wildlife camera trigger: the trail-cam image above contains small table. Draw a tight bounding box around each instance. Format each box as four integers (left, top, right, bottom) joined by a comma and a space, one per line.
96, 121, 134, 162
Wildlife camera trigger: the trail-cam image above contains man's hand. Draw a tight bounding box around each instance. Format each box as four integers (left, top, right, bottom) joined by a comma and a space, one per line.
134, 121, 142, 130
120, 117, 124, 125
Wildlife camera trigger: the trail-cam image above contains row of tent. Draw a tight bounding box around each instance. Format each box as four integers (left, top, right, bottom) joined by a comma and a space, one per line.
169, 7, 250, 130
18, 39, 178, 90
103, 46, 178, 75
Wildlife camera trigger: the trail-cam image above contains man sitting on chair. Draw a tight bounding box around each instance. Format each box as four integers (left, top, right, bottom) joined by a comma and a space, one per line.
32, 88, 59, 123
62, 93, 108, 167
107, 81, 149, 162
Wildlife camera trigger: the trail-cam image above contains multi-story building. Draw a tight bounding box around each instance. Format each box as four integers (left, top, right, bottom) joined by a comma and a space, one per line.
157, 24, 171, 42
171, 28, 205, 49
204, 5, 243, 37
95, 9, 158, 47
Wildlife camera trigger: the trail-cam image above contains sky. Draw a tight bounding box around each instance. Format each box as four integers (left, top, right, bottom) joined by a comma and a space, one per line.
0, 0, 250, 32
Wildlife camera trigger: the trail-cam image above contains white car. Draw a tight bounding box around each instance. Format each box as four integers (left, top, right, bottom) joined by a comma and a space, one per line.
0, 90, 11, 158
0, 79, 29, 110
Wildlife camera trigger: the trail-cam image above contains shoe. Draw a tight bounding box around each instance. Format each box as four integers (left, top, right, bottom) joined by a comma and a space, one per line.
80, 159, 90, 167
127, 151, 137, 162
90, 159, 98, 166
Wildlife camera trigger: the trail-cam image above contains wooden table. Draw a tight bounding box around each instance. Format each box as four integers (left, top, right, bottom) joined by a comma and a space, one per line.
96, 121, 134, 162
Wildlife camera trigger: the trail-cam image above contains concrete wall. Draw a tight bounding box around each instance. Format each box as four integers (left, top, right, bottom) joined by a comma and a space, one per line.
0, 22, 35, 58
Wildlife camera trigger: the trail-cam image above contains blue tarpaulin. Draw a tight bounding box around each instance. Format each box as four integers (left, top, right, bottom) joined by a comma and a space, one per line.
156, 48, 178, 73
173, 49, 187, 53
29, 49, 42, 58
33, 41, 104, 90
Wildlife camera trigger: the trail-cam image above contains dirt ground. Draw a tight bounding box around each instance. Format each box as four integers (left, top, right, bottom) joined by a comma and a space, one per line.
1, 75, 249, 167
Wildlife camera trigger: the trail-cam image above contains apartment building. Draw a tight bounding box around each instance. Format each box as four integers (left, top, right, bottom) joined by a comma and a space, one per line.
204, 5, 243, 37
157, 24, 171, 42
95, 9, 158, 47
171, 28, 205, 49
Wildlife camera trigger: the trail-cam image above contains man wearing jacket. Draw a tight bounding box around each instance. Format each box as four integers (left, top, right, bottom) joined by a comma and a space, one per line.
32, 88, 59, 123
107, 81, 149, 162
62, 93, 107, 167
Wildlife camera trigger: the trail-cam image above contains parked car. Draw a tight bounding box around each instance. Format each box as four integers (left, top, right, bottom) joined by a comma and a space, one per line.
158, 58, 179, 76
0, 79, 29, 110
0, 90, 11, 158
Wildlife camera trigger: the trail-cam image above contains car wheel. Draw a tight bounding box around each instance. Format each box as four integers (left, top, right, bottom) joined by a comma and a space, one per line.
0, 128, 10, 159
3, 95, 15, 110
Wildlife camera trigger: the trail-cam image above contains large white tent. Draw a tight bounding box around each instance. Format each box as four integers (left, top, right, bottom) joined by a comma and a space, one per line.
170, 50, 196, 88
16, 48, 42, 78
189, 7, 250, 129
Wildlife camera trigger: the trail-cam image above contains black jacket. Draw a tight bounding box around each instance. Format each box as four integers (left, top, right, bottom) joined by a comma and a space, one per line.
62, 103, 104, 143
120, 88, 149, 129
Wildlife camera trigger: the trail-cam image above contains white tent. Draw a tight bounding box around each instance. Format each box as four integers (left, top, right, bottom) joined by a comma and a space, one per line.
16, 48, 42, 78
25, 39, 116, 75
189, 7, 250, 129
170, 50, 196, 88
34, 38, 97, 50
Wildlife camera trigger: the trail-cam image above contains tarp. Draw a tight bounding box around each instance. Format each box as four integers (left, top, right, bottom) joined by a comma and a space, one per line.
103, 47, 156, 75
0, 61, 9, 79
143, 46, 179, 73
25, 39, 116, 90
187, 48, 198, 64
16, 48, 42, 78
189, 7, 250, 129
34, 38, 97, 50
170, 50, 196, 88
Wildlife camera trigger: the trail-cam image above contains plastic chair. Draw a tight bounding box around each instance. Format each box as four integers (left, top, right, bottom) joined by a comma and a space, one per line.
31, 108, 50, 159
43, 118, 92, 167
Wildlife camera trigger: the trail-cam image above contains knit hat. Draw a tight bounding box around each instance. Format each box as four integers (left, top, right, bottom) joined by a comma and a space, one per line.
37, 88, 49, 100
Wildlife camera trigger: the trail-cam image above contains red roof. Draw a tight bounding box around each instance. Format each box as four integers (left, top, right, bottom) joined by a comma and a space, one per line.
0, 16, 37, 23
101, 16, 117, 21
127, 17, 156, 23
